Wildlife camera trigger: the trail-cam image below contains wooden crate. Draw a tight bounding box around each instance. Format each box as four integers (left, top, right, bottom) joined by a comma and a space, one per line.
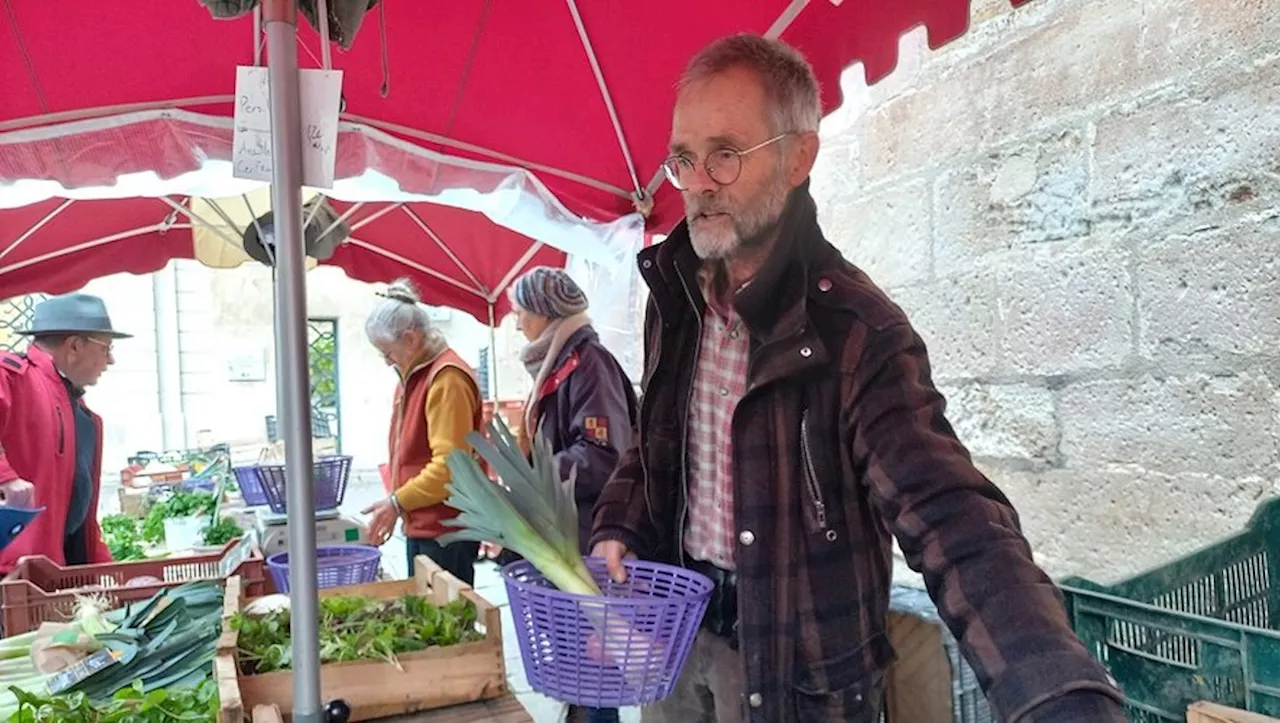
1187, 702, 1280, 723
217, 555, 506, 723
884, 608, 954, 723
249, 693, 533, 723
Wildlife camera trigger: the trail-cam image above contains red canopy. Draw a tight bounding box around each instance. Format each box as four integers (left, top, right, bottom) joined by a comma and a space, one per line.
0, 191, 569, 321
0, 0, 1033, 232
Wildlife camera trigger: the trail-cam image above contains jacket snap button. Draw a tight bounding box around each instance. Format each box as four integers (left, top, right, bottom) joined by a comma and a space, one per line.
854, 693, 863, 703
642, 259, 653, 269
800, 346, 813, 358
739, 530, 755, 546
748, 693, 763, 708
817, 277, 832, 292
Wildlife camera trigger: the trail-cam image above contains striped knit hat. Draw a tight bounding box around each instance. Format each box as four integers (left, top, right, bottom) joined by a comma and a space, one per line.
512, 267, 588, 319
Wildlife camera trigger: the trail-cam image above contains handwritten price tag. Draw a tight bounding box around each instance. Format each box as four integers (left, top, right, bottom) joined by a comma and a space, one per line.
232, 66, 343, 188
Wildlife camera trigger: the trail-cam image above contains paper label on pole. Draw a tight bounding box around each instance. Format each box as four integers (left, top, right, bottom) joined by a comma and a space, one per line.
232, 66, 344, 188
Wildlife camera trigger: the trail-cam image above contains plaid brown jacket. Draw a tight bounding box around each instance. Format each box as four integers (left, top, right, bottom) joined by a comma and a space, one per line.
591, 182, 1124, 722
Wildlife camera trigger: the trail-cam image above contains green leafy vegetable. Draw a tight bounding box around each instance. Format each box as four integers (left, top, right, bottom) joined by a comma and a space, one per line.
231, 594, 482, 675
200, 518, 242, 548
140, 492, 216, 546
4, 678, 218, 722
99, 516, 145, 562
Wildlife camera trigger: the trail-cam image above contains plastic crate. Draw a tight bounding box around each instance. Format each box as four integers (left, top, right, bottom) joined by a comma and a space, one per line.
1060, 497, 1280, 721
0, 536, 266, 636
887, 585, 994, 723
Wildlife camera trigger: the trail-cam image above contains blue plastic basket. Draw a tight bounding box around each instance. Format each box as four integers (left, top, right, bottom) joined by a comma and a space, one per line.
233, 466, 270, 507
255, 455, 352, 514
266, 544, 381, 593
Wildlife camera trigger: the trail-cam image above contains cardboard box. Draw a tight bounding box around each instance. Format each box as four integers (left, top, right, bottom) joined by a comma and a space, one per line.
1187, 701, 1280, 723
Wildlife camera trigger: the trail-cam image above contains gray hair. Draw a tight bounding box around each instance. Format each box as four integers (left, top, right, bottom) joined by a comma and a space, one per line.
678, 34, 822, 135
365, 278, 448, 352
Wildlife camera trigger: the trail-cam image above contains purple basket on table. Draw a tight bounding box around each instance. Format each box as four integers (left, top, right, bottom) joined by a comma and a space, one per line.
266, 544, 381, 593
255, 455, 352, 514
233, 466, 270, 507
503, 557, 712, 708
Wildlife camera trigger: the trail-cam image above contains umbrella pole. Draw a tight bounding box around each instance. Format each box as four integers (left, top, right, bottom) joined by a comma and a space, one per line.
488, 301, 499, 400
263, 1, 322, 721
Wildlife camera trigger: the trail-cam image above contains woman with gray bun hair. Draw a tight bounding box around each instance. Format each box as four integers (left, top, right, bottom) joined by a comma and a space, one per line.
361, 278, 483, 585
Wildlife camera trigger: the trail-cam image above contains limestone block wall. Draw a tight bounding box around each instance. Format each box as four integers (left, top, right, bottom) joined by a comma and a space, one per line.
809, 0, 1280, 582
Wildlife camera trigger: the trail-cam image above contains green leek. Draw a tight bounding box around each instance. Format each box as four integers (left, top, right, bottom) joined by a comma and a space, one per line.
442, 419, 661, 684
441, 419, 601, 598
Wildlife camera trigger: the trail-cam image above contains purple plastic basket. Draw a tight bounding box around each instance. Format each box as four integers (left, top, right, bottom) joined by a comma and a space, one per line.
266, 544, 381, 593
503, 557, 712, 708
233, 466, 270, 506
256, 455, 352, 514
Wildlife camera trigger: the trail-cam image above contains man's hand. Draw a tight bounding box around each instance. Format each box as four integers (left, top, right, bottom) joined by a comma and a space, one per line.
0, 479, 35, 509
590, 540, 635, 584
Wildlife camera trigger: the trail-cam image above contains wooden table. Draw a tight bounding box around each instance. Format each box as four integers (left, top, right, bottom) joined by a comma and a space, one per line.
251, 693, 533, 723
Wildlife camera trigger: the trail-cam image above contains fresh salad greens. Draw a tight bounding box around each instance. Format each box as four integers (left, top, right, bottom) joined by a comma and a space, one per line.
200, 517, 243, 548
5, 679, 217, 722
140, 492, 217, 546
231, 594, 482, 675
99, 516, 145, 562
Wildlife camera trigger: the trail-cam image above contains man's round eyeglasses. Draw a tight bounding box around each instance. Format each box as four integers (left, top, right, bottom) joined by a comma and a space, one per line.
661, 133, 791, 191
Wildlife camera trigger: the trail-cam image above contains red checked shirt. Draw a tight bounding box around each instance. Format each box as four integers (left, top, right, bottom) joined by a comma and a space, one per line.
683, 271, 751, 571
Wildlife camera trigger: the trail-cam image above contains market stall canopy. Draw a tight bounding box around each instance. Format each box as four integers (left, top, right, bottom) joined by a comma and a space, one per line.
0, 0, 1035, 234
0, 121, 639, 321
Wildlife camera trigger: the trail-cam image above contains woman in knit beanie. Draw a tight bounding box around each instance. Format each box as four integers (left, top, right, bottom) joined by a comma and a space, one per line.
507, 266, 637, 723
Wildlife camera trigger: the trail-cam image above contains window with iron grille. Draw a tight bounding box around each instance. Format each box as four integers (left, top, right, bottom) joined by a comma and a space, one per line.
0, 294, 46, 353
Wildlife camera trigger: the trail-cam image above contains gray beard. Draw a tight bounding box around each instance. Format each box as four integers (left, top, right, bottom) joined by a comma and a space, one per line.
688, 177, 790, 261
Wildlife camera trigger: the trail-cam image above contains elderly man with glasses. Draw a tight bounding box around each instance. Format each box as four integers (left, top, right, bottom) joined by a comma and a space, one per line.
589, 34, 1125, 723
0, 293, 127, 571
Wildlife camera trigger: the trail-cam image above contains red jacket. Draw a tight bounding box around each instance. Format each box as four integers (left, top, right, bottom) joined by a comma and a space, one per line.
0, 345, 111, 572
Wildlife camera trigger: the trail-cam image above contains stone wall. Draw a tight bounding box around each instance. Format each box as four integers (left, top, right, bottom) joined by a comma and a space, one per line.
809, 0, 1280, 582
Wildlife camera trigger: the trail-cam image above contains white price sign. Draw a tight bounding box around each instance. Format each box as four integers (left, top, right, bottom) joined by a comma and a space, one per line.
232, 66, 343, 188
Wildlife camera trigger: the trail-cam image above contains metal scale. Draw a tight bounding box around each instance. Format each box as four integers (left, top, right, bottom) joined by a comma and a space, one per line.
252, 507, 370, 556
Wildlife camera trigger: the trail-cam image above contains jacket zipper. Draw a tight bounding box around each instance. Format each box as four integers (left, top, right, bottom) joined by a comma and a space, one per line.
800, 410, 835, 540
674, 268, 704, 568
639, 301, 662, 534
55, 407, 65, 454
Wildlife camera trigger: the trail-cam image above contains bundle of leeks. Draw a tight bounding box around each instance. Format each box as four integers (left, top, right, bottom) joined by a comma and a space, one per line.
0, 580, 223, 718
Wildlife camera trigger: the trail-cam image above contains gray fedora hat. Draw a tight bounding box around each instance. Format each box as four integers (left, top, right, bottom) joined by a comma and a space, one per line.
18, 293, 131, 339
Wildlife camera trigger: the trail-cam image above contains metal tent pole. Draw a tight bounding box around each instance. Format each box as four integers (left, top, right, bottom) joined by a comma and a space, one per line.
487, 301, 499, 399
262, 1, 322, 720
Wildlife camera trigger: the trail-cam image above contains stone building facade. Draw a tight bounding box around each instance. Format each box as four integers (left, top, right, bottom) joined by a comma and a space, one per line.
809, 0, 1280, 582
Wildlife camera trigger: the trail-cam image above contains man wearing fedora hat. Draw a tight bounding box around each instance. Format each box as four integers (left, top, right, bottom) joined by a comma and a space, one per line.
0, 293, 129, 571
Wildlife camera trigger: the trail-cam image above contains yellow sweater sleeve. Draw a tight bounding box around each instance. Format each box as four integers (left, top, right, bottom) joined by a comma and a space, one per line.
394, 366, 478, 512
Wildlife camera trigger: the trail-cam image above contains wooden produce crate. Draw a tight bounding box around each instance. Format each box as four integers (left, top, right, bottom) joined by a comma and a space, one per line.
249, 694, 533, 723
217, 555, 506, 722
1, 536, 264, 636
1188, 701, 1280, 722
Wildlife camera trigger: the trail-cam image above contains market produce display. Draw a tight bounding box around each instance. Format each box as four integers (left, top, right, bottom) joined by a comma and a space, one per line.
230, 594, 483, 675
0, 581, 223, 720
440, 419, 602, 598
6, 679, 218, 722
99, 515, 145, 562
111, 491, 245, 552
